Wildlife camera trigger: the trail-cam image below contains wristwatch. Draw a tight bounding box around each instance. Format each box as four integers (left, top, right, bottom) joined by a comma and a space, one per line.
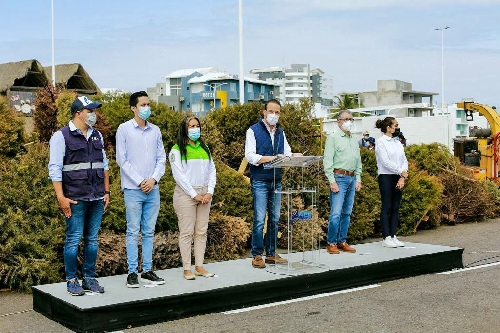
104, 190, 111, 195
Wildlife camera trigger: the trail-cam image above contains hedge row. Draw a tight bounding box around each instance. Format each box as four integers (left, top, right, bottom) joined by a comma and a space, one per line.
1, 89, 499, 291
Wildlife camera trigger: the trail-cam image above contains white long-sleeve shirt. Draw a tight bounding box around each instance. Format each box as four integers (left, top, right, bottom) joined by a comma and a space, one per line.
244, 122, 292, 166
375, 134, 408, 175
169, 143, 216, 198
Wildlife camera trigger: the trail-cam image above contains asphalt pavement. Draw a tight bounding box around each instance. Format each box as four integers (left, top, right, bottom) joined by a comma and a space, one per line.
1, 219, 499, 333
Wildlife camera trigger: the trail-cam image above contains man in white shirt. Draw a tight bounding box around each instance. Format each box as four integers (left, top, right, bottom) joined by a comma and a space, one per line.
244, 99, 301, 268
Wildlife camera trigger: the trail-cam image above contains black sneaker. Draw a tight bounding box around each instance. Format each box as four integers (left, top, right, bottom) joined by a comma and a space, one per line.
126, 272, 139, 288
82, 278, 105, 293
141, 271, 165, 285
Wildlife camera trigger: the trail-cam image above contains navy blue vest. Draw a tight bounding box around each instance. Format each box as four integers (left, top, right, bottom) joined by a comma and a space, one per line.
249, 120, 284, 181
61, 126, 105, 200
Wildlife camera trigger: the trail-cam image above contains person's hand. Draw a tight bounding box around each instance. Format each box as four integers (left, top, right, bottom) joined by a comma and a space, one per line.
396, 178, 405, 190
194, 194, 204, 203
202, 193, 212, 205
140, 178, 156, 193
330, 182, 339, 193
57, 195, 77, 218
103, 193, 110, 212
355, 182, 362, 192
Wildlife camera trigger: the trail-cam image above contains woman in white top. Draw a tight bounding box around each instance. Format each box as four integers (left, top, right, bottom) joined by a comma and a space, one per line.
169, 116, 217, 280
375, 117, 408, 248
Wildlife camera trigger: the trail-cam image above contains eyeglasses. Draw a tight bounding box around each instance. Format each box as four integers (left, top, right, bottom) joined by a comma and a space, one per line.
339, 118, 354, 121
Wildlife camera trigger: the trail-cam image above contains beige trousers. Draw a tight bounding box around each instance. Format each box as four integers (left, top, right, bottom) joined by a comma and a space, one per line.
173, 185, 211, 270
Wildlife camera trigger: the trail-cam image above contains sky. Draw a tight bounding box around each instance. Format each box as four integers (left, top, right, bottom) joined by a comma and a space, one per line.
1, 0, 499, 107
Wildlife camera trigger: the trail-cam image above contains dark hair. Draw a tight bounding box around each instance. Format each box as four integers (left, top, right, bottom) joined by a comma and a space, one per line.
129, 91, 148, 107
264, 99, 281, 110
375, 117, 396, 133
175, 116, 212, 162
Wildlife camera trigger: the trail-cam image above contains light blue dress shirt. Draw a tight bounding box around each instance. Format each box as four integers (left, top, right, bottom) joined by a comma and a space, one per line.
116, 118, 166, 190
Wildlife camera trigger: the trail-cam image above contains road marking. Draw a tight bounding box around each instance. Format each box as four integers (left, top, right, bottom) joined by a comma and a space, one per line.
0, 309, 33, 317
223, 284, 380, 314
437, 261, 500, 275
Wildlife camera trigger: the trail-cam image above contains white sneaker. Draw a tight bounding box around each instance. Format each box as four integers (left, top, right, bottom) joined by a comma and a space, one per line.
392, 236, 405, 247
382, 236, 398, 248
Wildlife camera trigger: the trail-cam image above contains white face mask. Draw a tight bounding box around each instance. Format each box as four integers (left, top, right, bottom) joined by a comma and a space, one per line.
266, 114, 279, 126
341, 120, 353, 132
81, 111, 97, 127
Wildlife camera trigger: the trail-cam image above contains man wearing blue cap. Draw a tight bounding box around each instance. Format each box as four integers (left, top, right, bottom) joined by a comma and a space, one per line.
48, 95, 110, 296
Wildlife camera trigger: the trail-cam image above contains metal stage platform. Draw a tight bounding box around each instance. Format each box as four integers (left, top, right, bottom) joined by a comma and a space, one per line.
33, 241, 463, 333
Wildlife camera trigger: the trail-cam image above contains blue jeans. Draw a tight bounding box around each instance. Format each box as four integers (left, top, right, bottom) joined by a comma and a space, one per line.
64, 199, 104, 280
124, 188, 160, 274
251, 180, 282, 257
327, 174, 356, 244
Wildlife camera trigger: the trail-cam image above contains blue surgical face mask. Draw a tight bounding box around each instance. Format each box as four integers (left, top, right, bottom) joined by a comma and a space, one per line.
188, 128, 201, 141
138, 106, 151, 120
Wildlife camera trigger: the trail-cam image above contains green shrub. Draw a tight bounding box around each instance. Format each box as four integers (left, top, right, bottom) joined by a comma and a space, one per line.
211, 161, 253, 223
95, 92, 131, 133
399, 166, 443, 235
0, 143, 64, 291
0, 96, 24, 157
348, 172, 381, 243
205, 103, 262, 169
55, 90, 76, 128
405, 143, 457, 175
360, 148, 378, 178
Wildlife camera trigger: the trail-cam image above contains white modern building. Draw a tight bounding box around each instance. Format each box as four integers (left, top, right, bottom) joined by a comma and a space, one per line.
344, 80, 438, 118
249, 64, 334, 106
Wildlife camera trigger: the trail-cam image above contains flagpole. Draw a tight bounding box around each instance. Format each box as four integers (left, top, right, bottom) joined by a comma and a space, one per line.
51, 0, 55, 87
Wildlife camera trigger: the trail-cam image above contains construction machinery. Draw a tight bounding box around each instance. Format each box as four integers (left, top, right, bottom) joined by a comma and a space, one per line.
454, 101, 500, 181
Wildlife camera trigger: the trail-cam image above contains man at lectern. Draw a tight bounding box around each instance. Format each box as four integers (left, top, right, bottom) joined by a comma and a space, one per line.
323, 110, 362, 254
245, 99, 302, 269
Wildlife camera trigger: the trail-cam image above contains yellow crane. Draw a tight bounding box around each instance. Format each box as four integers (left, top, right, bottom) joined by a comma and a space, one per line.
456, 101, 500, 181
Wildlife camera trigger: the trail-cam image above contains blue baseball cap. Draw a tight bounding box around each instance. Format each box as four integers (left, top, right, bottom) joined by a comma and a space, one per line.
71, 96, 102, 114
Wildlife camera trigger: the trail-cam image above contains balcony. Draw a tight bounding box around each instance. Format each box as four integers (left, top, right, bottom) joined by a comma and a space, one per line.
285, 86, 310, 91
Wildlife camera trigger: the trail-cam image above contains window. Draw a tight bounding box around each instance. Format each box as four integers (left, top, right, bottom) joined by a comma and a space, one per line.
230, 83, 236, 91
247, 83, 253, 92
170, 78, 181, 96
260, 85, 265, 94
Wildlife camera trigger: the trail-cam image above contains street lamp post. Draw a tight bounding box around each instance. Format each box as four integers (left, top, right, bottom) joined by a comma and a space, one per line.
203, 82, 227, 111
435, 26, 450, 111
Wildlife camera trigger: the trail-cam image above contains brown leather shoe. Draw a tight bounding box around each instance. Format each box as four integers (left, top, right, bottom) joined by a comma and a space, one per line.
326, 243, 340, 254
337, 242, 356, 253
252, 255, 266, 268
265, 254, 288, 264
